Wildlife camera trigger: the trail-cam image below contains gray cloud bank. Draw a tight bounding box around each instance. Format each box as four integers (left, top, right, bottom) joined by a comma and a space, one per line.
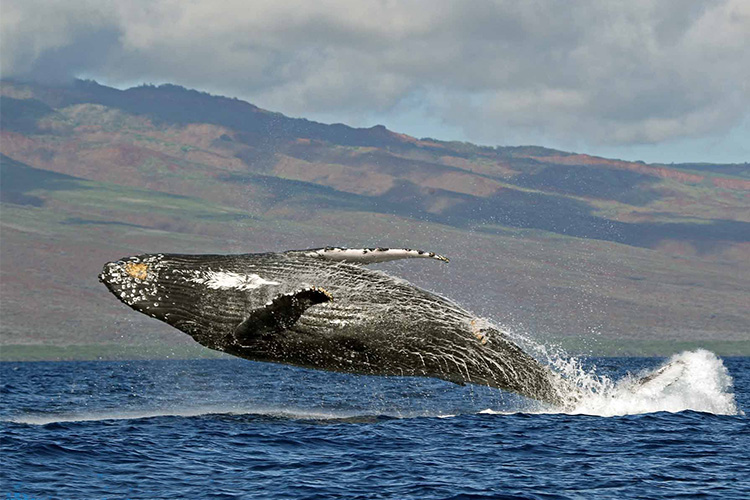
2, 0, 749, 148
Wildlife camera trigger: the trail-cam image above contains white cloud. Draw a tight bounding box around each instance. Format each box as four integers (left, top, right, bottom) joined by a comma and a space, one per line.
2, 0, 749, 149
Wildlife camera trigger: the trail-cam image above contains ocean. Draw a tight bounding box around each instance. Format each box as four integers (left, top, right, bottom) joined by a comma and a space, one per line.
1, 350, 747, 499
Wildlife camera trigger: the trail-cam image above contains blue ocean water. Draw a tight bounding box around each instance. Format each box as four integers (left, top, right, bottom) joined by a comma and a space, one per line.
1, 352, 748, 499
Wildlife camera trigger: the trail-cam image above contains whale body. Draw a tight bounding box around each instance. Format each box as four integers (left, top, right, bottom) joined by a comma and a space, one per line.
99, 247, 566, 405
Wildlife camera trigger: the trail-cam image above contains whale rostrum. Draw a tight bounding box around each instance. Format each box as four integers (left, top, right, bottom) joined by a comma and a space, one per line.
99, 247, 568, 406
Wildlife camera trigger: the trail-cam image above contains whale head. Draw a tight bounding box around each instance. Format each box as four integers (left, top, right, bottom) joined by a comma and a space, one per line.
98, 253, 296, 346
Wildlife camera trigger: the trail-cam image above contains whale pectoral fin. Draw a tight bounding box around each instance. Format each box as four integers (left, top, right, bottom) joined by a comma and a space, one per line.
234, 288, 333, 345
290, 247, 449, 264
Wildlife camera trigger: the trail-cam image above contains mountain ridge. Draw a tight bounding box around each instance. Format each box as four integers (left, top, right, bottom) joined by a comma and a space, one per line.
2, 79, 748, 248
1, 78, 748, 356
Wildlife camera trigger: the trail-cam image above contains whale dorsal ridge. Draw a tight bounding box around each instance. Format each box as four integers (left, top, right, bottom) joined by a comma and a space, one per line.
289, 247, 449, 264
234, 287, 333, 345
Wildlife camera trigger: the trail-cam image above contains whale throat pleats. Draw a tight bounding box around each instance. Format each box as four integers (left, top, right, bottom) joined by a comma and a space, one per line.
233, 288, 333, 345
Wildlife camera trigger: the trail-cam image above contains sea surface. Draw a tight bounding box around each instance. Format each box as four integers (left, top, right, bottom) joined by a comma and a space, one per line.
1, 351, 748, 499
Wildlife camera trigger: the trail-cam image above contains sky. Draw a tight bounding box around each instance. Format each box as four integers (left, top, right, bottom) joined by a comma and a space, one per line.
2, 0, 748, 164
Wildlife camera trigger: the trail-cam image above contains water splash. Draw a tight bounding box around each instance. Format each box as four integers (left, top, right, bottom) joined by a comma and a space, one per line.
481, 348, 740, 417
493, 323, 741, 416
563, 349, 739, 416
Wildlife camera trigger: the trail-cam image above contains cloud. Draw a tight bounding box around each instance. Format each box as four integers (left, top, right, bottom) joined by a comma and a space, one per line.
2, 0, 749, 147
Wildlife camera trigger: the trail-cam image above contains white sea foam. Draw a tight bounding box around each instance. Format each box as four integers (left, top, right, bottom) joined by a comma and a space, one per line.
482, 349, 741, 417
567, 349, 739, 416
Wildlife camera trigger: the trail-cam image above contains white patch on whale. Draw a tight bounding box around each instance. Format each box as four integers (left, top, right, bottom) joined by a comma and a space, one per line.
192, 271, 280, 291
303, 247, 449, 264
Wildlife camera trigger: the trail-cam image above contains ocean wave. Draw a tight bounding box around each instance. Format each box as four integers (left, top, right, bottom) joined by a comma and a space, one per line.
4, 406, 379, 425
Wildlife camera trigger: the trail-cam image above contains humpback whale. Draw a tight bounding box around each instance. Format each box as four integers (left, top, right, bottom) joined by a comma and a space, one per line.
99, 247, 567, 406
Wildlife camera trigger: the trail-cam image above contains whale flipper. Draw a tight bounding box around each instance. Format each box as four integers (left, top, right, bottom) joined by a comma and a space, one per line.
234, 288, 333, 345
292, 247, 449, 264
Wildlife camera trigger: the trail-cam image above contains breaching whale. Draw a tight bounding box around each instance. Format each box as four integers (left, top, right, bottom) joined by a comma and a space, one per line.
99, 247, 567, 406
